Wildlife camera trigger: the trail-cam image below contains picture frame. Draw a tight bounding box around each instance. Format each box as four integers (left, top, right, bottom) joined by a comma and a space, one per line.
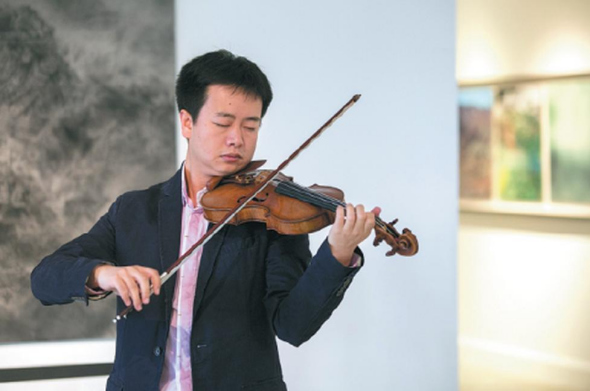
459, 74, 590, 218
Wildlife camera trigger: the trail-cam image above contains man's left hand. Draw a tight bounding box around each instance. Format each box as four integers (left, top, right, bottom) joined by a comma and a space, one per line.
328, 204, 380, 266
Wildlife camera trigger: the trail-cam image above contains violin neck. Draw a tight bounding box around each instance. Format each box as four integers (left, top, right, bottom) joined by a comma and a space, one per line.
275, 181, 393, 235
275, 181, 342, 212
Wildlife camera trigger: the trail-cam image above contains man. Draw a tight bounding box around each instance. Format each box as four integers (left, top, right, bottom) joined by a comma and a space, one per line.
31, 50, 377, 391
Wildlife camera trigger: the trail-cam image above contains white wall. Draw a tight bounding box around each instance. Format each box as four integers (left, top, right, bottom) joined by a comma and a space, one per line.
458, 0, 590, 82
457, 1, 590, 390
176, 1, 457, 390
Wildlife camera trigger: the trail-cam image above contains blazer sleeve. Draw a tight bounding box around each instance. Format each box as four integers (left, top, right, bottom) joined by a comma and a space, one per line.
30, 199, 119, 306
264, 233, 363, 347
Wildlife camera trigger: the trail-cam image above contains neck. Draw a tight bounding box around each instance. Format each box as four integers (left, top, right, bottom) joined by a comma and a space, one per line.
183, 163, 208, 205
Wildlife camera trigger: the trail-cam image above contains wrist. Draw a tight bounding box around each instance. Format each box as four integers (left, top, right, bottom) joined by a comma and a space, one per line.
87, 264, 109, 290
329, 245, 355, 266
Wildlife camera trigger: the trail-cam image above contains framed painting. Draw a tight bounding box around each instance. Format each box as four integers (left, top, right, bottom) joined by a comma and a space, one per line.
0, 0, 176, 344
459, 75, 590, 218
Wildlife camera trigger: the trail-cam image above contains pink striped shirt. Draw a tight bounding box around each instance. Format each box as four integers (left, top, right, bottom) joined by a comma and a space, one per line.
159, 167, 208, 391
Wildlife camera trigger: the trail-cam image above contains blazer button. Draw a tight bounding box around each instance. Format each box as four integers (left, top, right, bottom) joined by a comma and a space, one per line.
153, 347, 162, 357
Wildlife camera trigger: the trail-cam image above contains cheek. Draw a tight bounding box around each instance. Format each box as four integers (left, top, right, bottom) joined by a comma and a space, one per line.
245, 136, 258, 156
192, 130, 216, 154
246, 132, 259, 147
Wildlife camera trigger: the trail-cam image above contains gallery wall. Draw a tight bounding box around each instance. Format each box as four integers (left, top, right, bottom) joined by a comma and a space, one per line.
176, 0, 457, 390
457, 0, 590, 81
457, 0, 590, 390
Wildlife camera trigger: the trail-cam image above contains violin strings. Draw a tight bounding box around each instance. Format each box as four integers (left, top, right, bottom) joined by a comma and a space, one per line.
275, 180, 342, 211
298, 183, 393, 235
275, 181, 394, 235
291, 181, 393, 234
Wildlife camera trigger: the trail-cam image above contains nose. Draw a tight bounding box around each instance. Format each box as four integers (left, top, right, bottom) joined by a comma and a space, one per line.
226, 125, 244, 148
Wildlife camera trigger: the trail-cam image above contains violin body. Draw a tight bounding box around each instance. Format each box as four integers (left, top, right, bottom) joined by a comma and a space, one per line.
202, 169, 344, 235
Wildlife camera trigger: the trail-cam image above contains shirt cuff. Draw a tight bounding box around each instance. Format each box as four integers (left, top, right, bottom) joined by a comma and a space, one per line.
84, 261, 114, 301
84, 285, 111, 301
349, 253, 362, 268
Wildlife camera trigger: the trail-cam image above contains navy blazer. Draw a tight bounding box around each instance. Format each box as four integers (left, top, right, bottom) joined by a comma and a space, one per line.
31, 168, 361, 391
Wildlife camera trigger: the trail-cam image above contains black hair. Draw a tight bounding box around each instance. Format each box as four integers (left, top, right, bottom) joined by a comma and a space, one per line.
175, 50, 273, 120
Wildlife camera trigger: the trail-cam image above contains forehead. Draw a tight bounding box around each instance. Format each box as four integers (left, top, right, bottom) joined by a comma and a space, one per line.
204, 85, 262, 109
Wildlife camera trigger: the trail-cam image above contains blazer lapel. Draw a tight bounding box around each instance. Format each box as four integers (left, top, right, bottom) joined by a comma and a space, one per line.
159, 169, 182, 321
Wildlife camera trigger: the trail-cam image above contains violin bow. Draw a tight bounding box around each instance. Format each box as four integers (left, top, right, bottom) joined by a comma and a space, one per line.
114, 94, 361, 322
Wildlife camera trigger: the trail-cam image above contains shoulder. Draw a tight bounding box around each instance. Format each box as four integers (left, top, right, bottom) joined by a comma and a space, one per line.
109, 169, 181, 217
117, 169, 181, 204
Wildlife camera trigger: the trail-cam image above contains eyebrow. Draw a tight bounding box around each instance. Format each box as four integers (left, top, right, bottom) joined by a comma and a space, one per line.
215, 112, 261, 122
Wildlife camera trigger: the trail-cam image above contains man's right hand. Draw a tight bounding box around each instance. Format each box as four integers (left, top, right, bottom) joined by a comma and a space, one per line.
87, 265, 162, 311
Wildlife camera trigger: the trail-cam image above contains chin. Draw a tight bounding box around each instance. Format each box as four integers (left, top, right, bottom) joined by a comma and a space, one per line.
217, 162, 246, 176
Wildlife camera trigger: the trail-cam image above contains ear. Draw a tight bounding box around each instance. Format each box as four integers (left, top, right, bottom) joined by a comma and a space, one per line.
179, 109, 194, 139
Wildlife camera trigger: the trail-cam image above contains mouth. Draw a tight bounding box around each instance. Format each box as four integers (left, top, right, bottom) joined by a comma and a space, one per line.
220, 153, 242, 163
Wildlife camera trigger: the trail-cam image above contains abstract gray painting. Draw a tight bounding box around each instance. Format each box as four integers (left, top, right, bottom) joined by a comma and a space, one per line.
0, 0, 176, 342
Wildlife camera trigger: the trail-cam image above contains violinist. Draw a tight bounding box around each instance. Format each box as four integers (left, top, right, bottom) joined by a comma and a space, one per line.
31, 49, 378, 391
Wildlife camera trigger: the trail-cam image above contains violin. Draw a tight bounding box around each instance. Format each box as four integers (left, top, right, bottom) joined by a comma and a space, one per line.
114, 94, 417, 321
201, 162, 418, 257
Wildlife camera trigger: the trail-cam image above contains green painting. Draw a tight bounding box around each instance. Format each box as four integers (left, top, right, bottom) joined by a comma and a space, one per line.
549, 80, 590, 204
493, 86, 542, 201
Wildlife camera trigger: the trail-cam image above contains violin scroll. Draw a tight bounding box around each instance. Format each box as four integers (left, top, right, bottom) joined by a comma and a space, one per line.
373, 218, 419, 257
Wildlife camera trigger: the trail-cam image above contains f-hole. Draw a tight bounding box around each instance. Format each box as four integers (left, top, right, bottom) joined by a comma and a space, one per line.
237, 192, 269, 204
